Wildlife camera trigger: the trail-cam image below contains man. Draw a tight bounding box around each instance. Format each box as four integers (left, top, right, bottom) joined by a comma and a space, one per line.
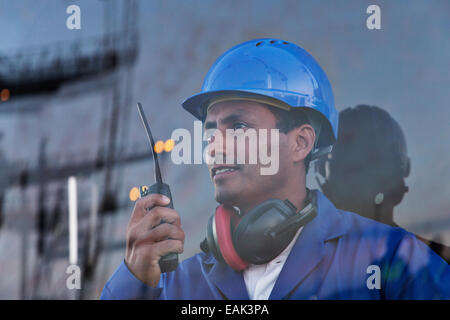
315, 104, 450, 263
101, 39, 449, 300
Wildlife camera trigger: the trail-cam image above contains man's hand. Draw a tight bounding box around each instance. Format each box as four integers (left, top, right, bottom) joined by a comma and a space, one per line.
125, 194, 185, 287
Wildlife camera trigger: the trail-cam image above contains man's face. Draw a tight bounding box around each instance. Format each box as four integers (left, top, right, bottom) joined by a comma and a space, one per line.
204, 100, 291, 212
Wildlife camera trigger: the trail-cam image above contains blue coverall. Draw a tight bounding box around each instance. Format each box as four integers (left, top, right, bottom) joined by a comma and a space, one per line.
101, 190, 450, 299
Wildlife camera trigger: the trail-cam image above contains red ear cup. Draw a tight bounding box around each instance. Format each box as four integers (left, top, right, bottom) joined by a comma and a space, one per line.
214, 205, 248, 271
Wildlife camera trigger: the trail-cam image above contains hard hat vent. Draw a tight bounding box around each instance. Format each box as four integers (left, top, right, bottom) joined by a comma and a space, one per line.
255, 39, 290, 47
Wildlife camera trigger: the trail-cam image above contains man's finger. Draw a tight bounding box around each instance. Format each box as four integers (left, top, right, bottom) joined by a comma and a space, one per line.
130, 193, 170, 223
137, 206, 181, 231
136, 223, 185, 245
152, 239, 184, 258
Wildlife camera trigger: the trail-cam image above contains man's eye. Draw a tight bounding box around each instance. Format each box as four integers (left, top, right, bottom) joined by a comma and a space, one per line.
204, 131, 215, 143
232, 122, 248, 130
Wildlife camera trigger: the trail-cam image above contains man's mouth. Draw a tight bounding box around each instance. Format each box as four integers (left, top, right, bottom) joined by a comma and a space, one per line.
211, 165, 241, 179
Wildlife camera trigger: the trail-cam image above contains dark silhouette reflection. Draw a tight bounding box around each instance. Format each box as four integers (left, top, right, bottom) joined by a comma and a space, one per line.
315, 105, 449, 263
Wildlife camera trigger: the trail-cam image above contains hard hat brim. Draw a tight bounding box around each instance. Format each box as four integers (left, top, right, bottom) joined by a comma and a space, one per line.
182, 89, 292, 120
182, 89, 338, 141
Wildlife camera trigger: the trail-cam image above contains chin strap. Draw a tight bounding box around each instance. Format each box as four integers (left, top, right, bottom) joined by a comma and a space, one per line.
308, 114, 334, 161
200, 238, 209, 253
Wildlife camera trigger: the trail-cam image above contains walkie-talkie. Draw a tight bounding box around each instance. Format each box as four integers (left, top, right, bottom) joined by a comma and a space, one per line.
136, 102, 178, 273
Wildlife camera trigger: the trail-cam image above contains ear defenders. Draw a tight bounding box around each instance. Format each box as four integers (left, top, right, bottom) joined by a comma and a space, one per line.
201, 191, 318, 271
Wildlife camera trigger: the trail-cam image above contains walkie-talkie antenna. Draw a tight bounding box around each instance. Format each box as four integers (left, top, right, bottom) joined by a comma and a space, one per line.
137, 102, 163, 184
135, 102, 178, 273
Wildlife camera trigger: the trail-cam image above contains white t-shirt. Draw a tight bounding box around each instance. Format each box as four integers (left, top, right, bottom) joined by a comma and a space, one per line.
243, 226, 303, 300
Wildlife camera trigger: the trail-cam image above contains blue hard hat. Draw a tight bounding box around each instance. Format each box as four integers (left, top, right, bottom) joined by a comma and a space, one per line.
182, 38, 339, 157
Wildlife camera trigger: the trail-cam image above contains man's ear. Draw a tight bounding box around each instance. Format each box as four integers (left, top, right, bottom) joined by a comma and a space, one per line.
289, 124, 316, 163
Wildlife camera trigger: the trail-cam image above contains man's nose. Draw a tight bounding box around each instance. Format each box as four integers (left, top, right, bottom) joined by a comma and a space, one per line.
206, 128, 228, 161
